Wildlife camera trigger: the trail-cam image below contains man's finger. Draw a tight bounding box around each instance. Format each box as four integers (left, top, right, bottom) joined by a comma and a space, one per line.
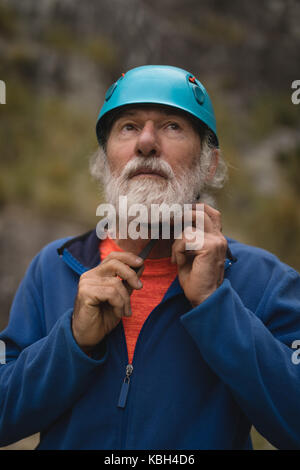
123, 264, 145, 294
203, 204, 222, 231
97, 259, 144, 289
100, 251, 144, 267
182, 206, 221, 233
98, 277, 133, 316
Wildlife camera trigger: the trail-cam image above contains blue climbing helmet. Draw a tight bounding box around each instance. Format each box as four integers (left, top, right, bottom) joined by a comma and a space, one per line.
96, 65, 218, 146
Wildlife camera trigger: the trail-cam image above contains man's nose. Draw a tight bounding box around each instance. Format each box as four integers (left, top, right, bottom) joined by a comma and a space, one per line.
135, 122, 160, 158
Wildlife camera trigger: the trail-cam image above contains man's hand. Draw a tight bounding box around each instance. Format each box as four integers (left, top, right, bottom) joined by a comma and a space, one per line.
171, 204, 227, 307
72, 252, 144, 353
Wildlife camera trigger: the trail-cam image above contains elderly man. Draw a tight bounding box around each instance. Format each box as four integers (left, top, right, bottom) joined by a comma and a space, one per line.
0, 65, 300, 450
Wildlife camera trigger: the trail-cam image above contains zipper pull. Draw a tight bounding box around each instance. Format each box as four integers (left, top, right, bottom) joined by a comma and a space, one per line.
117, 364, 133, 409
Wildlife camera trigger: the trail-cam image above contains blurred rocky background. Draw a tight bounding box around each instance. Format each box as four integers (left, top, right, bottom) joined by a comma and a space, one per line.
0, 0, 299, 450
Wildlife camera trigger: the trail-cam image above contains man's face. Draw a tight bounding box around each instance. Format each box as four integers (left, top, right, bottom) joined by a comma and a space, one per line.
106, 105, 202, 179
103, 105, 207, 212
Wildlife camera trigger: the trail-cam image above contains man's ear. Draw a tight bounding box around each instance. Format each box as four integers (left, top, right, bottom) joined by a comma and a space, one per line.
205, 148, 219, 182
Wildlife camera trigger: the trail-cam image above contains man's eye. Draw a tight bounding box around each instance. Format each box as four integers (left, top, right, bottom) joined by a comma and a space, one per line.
167, 122, 180, 130
122, 124, 135, 131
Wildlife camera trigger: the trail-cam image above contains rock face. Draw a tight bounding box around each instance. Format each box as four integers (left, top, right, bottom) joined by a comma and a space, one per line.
2, 0, 300, 95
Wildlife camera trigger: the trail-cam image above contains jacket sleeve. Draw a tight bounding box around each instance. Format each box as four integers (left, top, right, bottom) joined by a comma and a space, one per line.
180, 266, 300, 450
0, 252, 108, 447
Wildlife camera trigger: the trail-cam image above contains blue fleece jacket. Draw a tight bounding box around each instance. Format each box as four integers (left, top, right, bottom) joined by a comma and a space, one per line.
0, 229, 300, 450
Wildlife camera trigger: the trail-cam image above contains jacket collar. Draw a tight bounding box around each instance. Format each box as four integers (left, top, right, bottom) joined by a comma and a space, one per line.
57, 229, 185, 300
57, 229, 236, 300
57, 229, 100, 275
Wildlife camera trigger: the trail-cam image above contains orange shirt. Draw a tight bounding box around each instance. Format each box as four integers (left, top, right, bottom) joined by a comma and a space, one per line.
99, 237, 178, 364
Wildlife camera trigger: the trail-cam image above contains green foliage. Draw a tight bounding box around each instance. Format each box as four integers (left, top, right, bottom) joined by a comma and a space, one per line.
83, 37, 118, 68
173, 12, 246, 45
276, 145, 300, 197
214, 90, 300, 275
41, 25, 118, 68
219, 148, 300, 273
0, 3, 18, 38
248, 196, 300, 272
41, 25, 78, 52
248, 92, 300, 140
0, 20, 117, 224
2, 46, 38, 82
0, 78, 100, 224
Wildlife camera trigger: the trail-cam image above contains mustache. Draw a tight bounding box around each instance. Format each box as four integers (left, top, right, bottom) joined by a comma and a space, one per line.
117, 157, 175, 181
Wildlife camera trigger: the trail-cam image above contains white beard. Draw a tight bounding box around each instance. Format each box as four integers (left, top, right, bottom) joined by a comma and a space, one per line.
103, 155, 205, 214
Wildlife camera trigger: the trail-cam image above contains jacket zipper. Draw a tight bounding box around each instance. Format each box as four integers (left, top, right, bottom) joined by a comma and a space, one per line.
116, 301, 165, 449
117, 323, 134, 450
117, 363, 133, 408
